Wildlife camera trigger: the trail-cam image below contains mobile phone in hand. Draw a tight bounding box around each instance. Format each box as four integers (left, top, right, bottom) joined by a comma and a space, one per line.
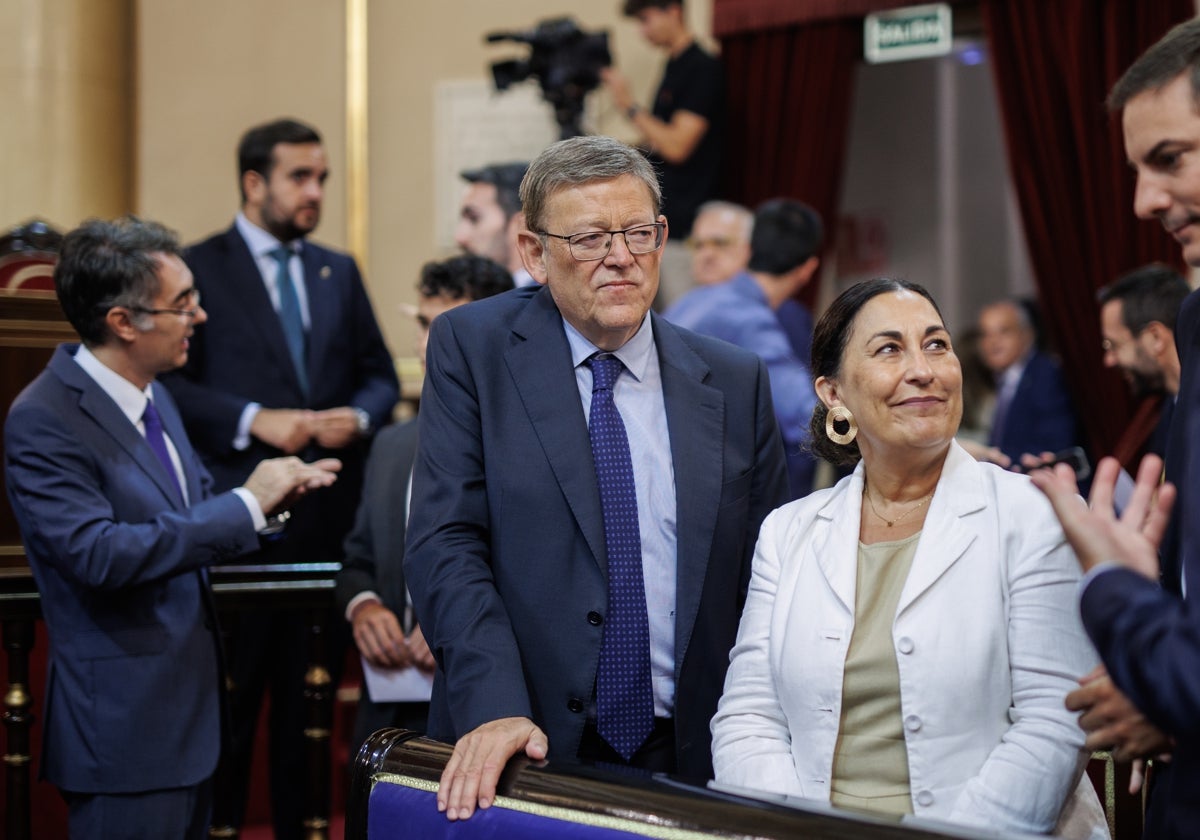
1013, 446, 1091, 482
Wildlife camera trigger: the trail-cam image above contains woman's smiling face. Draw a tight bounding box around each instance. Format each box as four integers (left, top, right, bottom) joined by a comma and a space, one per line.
817, 290, 963, 462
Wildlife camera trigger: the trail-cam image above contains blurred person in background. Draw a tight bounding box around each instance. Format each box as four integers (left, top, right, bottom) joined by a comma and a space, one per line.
336, 254, 513, 757
603, 0, 723, 308
455, 162, 534, 286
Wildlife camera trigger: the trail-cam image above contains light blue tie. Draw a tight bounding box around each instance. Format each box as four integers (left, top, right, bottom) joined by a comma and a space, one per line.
587, 353, 654, 760
269, 246, 309, 396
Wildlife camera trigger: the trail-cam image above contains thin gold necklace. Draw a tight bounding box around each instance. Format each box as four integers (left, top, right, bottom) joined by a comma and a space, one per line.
863, 484, 933, 528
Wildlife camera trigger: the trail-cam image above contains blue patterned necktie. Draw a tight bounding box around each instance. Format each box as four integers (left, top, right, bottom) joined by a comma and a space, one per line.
586, 353, 654, 760
142, 398, 183, 501
269, 245, 309, 396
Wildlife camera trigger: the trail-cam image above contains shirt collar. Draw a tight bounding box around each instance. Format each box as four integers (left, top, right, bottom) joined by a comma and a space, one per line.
73, 344, 153, 427
563, 311, 655, 382
236, 212, 300, 259
998, 350, 1032, 388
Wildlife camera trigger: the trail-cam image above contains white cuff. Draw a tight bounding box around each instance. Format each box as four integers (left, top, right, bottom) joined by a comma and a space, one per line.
232, 487, 267, 531
346, 591, 382, 622
235, 403, 262, 451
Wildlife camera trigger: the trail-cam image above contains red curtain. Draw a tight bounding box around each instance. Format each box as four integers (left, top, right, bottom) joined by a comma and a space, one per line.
718, 18, 862, 306
713, 0, 920, 35
981, 0, 1191, 461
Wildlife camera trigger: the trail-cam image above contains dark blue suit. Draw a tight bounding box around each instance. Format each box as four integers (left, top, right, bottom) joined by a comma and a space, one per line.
1081, 290, 1200, 839
163, 224, 399, 539
3, 346, 260, 807
161, 223, 398, 836
404, 286, 789, 781
988, 351, 1079, 463
334, 420, 428, 751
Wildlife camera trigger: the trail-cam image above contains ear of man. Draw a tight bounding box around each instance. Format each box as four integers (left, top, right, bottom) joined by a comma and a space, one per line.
1141, 321, 1171, 357
242, 169, 266, 208
105, 306, 144, 344
516, 230, 550, 286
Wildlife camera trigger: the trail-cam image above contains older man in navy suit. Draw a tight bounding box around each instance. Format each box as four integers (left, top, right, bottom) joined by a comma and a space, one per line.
405, 135, 789, 821
976, 299, 1079, 466
4, 217, 340, 839
161, 118, 398, 838
1034, 18, 1200, 840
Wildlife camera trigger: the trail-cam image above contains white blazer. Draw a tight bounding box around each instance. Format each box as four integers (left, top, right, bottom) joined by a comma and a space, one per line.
711, 442, 1107, 837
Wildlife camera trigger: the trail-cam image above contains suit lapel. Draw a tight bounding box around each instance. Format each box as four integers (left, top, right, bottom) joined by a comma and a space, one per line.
300, 242, 334, 394
814, 470, 865, 614
896, 444, 982, 616
51, 349, 185, 509
383, 423, 419, 616
505, 289, 607, 569
654, 317, 725, 663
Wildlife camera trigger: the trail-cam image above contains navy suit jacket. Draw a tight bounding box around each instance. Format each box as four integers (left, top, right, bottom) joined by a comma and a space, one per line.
988, 351, 1079, 463
1081, 289, 1200, 839
3, 345, 261, 794
335, 420, 423, 737
404, 286, 789, 781
162, 224, 399, 563
335, 419, 416, 620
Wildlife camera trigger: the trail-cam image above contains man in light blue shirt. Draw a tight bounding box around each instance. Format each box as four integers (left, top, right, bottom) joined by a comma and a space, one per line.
666, 198, 821, 497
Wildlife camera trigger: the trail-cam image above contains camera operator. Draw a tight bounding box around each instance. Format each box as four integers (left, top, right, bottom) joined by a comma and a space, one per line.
602, 0, 723, 308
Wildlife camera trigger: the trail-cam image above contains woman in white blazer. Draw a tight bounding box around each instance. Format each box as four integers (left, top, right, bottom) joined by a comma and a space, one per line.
711, 279, 1106, 838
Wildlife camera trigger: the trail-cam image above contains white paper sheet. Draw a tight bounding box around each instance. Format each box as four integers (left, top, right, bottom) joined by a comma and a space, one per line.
361, 657, 434, 703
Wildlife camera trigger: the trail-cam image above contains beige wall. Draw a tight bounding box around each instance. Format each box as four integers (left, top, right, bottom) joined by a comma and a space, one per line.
136, 0, 349, 247
2, 0, 133, 231
136, 0, 712, 360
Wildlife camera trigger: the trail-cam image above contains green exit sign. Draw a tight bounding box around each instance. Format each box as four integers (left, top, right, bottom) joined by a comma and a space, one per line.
865, 3, 953, 64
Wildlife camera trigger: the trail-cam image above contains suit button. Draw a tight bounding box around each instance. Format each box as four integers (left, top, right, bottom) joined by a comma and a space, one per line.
897, 637, 914, 654
916, 790, 934, 807
567, 698, 584, 713
587, 611, 603, 626
904, 715, 922, 732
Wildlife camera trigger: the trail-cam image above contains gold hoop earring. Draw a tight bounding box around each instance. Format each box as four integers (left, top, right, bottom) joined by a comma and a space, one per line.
825, 405, 857, 445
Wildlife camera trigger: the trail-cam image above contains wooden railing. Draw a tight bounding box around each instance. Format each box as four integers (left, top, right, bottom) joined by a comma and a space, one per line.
0, 561, 341, 840
350, 729, 1014, 840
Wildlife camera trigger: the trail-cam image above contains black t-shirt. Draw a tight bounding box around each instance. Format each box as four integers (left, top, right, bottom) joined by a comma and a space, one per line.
650, 42, 724, 238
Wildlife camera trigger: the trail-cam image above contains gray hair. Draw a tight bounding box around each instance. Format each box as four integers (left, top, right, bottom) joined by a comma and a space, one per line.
695, 200, 754, 241
980, 298, 1033, 333
519, 136, 661, 233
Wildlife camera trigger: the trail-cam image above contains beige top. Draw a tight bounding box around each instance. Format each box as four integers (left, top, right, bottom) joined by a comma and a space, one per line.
830, 532, 920, 816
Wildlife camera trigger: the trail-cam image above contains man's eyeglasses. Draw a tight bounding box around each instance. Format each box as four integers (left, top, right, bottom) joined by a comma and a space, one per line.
131, 289, 203, 320
540, 222, 665, 261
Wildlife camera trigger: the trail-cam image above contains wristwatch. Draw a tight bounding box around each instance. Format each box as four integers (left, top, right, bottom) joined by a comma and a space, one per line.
261, 509, 291, 536
353, 407, 371, 436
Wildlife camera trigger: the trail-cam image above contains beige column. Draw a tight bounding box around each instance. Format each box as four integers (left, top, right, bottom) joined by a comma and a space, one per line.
0, 0, 133, 232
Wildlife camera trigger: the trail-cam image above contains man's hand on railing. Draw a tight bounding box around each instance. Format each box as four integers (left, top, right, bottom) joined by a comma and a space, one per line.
438, 717, 548, 821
